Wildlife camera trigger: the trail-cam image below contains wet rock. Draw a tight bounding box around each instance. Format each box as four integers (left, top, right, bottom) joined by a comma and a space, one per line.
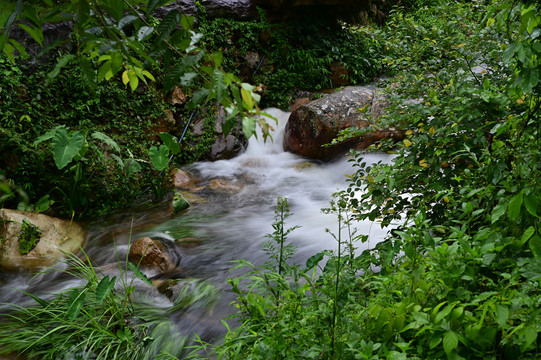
129, 237, 177, 274
153, 1, 198, 19
283, 86, 404, 161
253, 0, 369, 21
195, 107, 248, 161
172, 192, 190, 214
199, 0, 258, 19
172, 168, 199, 189
0, 209, 86, 270
209, 179, 244, 193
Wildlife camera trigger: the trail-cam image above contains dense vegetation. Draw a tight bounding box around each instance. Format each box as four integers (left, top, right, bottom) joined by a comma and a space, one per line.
194, 1, 540, 359
0, 0, 540, 359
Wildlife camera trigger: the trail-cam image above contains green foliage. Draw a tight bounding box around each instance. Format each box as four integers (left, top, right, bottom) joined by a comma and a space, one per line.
189, 1, 541, 359
17, 219, 42, 255
0, 247, 219, 360
197, 9, 385, 109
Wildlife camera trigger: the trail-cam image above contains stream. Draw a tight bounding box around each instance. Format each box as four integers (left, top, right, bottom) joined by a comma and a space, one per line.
0, 108, 393, 352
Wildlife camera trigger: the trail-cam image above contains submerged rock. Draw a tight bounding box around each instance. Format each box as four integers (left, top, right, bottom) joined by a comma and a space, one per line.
0, 209, 86, 270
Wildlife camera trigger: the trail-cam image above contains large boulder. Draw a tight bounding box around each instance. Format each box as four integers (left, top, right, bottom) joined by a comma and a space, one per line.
283, 86, 404, 161
199, 0, 257, 19
0, 209, 86, 270
253, 0, 369, 21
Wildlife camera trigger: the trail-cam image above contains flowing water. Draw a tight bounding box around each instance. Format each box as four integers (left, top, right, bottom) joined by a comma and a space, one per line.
0, 108, 393, 349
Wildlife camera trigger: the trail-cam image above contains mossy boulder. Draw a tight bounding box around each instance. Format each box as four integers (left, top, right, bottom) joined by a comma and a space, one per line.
0, 209, 86, 270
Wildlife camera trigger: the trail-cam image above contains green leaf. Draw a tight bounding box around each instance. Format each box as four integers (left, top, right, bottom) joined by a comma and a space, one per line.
529, 234, 541, 257
19, 290, 48, 308
187, 88, 209, 110
128, 261, 154, 286
521, 258, 541, 281
47, 54, 75, 82
495, 304, 509, 328
508, 191, 523, 221
521, 226, 536, 245
524, 194, 539, 217
79, 57, 97, 92
137, 26, 154, 41
242, 116, 256, 139
212, 68, 227, 105
159, 133, 181, 155
33, 127, 58, 146
149, 145, 170, 171
92, 132, 121, 153
52, 128, 85, 170
125, 159, 142, 177
156, 10, 181, 41
17, 23, 43, 46
241, 87, 254, 110
95, 275, 116, 303
117, 15, 137, 30
305, 251, 326, 270
34, 195, 52, 213
443, 331, 458, 355
66, 288, 86, 321
180, 14, 194, 30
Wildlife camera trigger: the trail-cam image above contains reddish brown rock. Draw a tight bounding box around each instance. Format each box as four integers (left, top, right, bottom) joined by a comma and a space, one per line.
283, 86, 404, 161
129, 237, 171, 274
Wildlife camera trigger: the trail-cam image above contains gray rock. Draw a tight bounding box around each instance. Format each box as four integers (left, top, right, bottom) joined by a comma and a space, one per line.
199, 0, 257, 19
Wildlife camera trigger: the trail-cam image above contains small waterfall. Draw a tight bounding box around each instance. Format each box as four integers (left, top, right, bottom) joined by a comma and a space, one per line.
0, 108, 393, 348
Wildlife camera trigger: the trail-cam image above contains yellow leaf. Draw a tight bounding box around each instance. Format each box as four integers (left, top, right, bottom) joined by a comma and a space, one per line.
128, 70, 138, 92
443, 196, 449, 203
405, 130, 414, 135
457, 43, 466, 48
429, 127, 435, 135
418, 123, 424, 127
367, 175, 374, 183
403, 139, 412, 147
423, 37, 431, 41
141, 70, 155, 82
241, 88, 254, 110
419, 159, 428, 167
425, 101, 431, 105
419, 128, 425, 132
122, 70, 129, 86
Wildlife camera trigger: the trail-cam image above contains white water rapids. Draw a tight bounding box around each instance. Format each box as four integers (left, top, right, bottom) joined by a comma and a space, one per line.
0, 108, 393, 347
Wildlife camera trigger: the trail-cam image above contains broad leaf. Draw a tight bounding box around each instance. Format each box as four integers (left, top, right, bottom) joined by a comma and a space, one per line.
212, 68, 227, 104
508, 191, 523, 221
305, 251, 326, 270
524, 193, 539, 217
443, 330, 458, 355
149, 145, 170, 171
92, 132, 121, 153
159, 133, 181, 155
33, 127, 59, 146
51, 128, 85, 170
95, 275, 116, 303
242, 116, 256, 139
66, 288, 86, 321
